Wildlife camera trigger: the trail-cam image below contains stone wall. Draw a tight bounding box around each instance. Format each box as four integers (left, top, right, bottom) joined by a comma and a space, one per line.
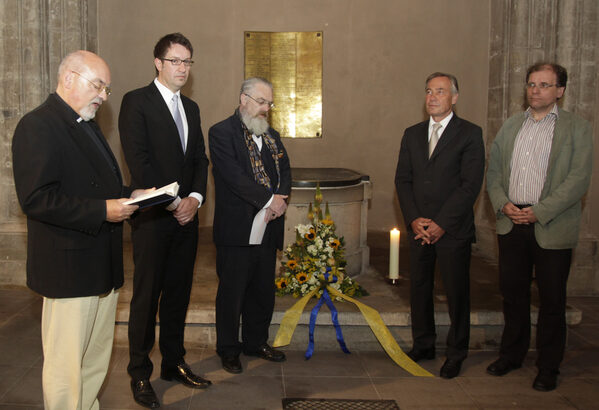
0, 0, 97, 286
476, 0, 599, 295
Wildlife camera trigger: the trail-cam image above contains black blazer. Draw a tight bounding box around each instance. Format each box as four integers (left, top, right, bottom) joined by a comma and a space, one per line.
12, 93, 131, 298
395, 114, 485, 242
209, 113, 291, 249
119, 82, 209, 229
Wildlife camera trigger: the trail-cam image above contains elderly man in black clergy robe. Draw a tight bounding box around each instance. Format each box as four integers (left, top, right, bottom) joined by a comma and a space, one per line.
395, 72, 485, 379
209, 77, 291, 374
12, 50, 148, 410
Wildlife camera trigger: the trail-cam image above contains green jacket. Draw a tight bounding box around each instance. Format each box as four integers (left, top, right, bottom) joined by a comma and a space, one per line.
486, 107, 593, 249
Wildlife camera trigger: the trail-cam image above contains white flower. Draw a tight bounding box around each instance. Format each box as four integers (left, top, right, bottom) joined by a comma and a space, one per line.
297, 224, 314, 236
315, 237, 323, 249
307, 245, 317, 256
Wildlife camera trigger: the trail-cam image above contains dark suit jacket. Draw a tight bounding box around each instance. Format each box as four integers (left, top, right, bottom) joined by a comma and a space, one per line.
119, 82, 209, 230
209, 113, 291, 249
395, 114, 485, 243
12, 93, 131, 298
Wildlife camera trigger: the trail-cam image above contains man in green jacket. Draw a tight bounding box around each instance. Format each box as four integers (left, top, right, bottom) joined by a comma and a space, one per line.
486, 62, 593, 392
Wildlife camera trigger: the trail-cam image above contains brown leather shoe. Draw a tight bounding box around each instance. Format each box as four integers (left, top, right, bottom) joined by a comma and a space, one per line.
131, 379, 160, 408
161, 363, 212, 389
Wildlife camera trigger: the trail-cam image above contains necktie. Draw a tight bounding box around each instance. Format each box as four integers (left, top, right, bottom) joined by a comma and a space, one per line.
429, 122, 442, 158
172, 94, 185, 152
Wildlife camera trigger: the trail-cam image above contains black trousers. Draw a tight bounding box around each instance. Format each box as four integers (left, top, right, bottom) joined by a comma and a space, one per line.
215, 244, 277, 357
127, 222, 198, 380
409, 237, 471, 360
497, 224, 571, 371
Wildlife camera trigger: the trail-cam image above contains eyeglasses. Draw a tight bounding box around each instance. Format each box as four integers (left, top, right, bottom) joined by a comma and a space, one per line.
72, 71, 112, 96
243, 93, 275, 109
526, 82, 557, 90
161, 58, 194, 67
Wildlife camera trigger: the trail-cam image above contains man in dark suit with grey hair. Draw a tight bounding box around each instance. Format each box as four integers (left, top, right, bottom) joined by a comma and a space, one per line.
395, 72, 485, 379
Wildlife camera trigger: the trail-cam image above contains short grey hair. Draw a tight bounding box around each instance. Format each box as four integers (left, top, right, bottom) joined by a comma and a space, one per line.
425, 72, 459, 94
240, 77, 273, 97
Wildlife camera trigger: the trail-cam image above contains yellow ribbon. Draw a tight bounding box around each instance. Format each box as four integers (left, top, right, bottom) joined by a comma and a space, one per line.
273, 288, 318, 348
273, 286, 434, 377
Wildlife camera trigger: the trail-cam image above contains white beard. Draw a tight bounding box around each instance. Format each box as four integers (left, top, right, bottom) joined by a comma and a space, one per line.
241, 111, 269, 135
80, 98, 102, 121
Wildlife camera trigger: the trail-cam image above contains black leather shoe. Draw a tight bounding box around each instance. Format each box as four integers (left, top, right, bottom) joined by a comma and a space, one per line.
161, 363, 212, 389
244, 344, 286, 362
221, 354, 242, 374
131, 379, 160, 408
440, 358, 463, 379
406, 348, 435, 362
533, 369, 558, 392
486, 357, 521, 376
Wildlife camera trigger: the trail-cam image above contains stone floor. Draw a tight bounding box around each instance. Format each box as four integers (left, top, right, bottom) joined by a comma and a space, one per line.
1, 232, 598, 409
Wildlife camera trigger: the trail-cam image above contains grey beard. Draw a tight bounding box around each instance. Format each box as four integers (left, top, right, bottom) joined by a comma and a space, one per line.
241, 111, 269, 135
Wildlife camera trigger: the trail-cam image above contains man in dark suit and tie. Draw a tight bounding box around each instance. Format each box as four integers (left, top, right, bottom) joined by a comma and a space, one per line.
209, 77, 291, 374
119, 33, 210, 408
395, 72, 485, 379
12, 50, 145, 410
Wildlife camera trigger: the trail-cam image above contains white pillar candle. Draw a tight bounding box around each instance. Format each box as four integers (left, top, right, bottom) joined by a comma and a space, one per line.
389, 228, 400, 279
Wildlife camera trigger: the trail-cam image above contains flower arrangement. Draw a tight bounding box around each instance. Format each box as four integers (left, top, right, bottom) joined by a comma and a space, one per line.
275, 184, 368, 299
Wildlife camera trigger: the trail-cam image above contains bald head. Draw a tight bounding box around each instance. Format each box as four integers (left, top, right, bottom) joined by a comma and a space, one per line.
56, 50, 111, 121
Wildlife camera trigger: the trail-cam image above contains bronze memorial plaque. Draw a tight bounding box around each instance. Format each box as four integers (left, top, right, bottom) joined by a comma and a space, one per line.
245, 31, 322, 138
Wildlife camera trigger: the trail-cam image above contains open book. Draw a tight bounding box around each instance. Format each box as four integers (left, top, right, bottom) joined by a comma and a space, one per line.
124, 181, 180, 209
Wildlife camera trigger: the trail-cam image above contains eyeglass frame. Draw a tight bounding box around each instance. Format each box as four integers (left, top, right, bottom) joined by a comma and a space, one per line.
525, 82, 559, 90
243, 93, 275, 109
72, 71, 112, 96
161, 58, 194, 67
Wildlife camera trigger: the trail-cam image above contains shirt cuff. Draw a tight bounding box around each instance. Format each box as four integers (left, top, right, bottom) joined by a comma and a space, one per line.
188, 192, 203, 208
165, 196, 181, 211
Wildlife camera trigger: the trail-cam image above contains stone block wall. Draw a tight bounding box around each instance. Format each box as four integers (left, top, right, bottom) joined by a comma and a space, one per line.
0, 0, 97, 286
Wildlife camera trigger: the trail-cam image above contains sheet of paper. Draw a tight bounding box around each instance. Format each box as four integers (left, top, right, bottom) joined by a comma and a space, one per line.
249, 208, 268, 245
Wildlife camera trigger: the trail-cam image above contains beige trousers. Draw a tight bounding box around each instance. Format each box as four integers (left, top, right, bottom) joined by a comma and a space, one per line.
41, 289, 118, 410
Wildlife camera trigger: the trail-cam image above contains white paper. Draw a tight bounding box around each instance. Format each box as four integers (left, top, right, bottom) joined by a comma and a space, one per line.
249, 208, 268, 245
123, 181, 179, 205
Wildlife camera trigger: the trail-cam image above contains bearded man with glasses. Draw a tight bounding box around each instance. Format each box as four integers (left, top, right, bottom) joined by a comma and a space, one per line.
209, 77, 291, 374
486, 62, 593, 392
119, 32, 210, 408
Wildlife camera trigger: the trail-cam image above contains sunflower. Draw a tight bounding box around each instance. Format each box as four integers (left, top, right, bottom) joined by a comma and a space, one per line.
295, 272, 308, 283
330, 239, 341, 249
276, 277, 289, 289
286, 260, 298, 269
305, 228, 316, 240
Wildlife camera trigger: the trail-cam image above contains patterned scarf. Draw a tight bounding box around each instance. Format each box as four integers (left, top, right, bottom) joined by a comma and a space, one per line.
238, 110, 281, 192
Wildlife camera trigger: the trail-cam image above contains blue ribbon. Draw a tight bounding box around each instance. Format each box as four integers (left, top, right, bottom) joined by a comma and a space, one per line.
304, 272, 351, 359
